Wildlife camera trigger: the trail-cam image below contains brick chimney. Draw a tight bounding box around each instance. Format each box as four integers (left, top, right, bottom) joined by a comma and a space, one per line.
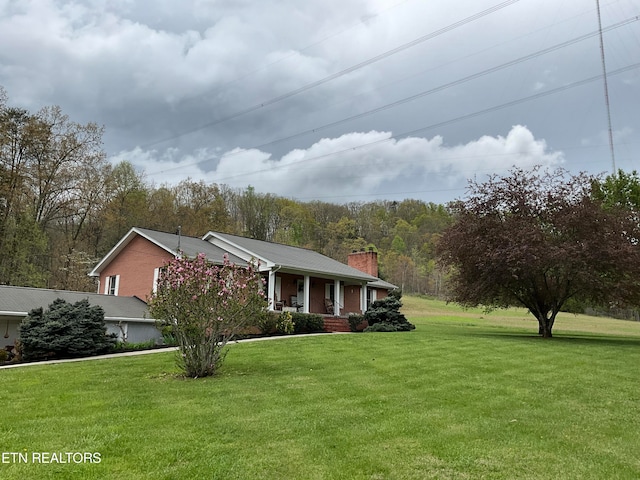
348, 248, 378, 277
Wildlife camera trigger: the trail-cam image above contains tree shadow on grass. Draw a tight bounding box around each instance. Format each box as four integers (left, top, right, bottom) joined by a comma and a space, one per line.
457, 329, 640, 348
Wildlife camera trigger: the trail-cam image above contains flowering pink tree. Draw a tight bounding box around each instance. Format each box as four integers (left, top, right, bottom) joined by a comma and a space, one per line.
148, 253, 266, 377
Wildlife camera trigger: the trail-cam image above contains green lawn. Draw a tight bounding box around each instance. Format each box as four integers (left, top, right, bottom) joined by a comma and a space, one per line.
1, 297, 640, 479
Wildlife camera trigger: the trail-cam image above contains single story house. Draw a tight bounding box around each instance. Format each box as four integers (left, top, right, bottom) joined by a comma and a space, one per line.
89, 227, 395, 319
0, 285, 162, 349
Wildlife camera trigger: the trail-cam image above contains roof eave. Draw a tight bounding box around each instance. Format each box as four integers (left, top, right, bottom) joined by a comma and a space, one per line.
276, 266, 377, 283
89, 227, 178, 277
203, 231, 273, 268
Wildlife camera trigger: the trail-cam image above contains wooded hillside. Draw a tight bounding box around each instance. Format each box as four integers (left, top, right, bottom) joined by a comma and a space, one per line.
0, 94, 452, 293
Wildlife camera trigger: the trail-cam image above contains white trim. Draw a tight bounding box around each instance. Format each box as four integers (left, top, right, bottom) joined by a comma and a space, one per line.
152, 267, 160, 294
89, 227, 178, 277
203, 232, 273, 268
105, 317, 158, 324
0, 311, 28, 317
268, 270, 276, 311
303, 275, 310, 314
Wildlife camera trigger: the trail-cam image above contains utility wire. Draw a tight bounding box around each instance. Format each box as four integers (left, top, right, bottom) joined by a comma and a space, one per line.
140, 0, 522, 149
168, 0, 413, 109
229, 18, 638, 155
145, 17, 638, 177
207, 62, 640, 183
596, 0, 617, 173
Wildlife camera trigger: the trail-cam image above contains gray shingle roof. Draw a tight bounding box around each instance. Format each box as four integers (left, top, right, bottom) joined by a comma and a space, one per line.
0, 285, 149, 319
210, 232, 378, 282
368, 278, 398, 290
135, 228, 246, 265
92, 227, 386, 286
90, 227, 247, 276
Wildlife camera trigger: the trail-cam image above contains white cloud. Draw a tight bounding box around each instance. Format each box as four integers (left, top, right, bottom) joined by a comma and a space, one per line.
116, 125, 563, 202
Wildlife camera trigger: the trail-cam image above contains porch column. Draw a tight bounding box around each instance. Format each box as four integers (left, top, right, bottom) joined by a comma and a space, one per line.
303, 275, 310, 314
268, 269, 276, 311
334, 279, 341, 316
360, 282, 367, 313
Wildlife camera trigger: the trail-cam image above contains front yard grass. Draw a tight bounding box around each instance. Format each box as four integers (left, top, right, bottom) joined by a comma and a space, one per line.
1, 296, 639, 479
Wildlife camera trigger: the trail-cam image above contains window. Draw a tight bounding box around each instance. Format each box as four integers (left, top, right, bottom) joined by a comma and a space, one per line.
152, 267, 167, 294
105, 275, 119, 296
325, 283, 335, 302
366, 288, 377, 310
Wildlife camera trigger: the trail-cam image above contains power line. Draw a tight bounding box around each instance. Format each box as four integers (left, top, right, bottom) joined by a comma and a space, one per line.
139, 0, 522, 150
155, 0, 413, 113
145, 61, 640, 184
596, 0, 617, 173
143, 16, 638, 178
206, 62, 640, 183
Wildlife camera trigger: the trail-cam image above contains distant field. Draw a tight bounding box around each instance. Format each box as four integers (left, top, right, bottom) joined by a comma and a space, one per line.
402, 295, 640, 338
1, 295, 639, 479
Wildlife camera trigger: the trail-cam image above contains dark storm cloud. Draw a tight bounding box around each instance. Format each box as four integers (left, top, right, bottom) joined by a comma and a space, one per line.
1, 0, 638, 203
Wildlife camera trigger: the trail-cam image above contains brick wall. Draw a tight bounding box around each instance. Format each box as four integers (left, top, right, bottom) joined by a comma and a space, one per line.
99, 235, 173, 300
343, 285, 362, 314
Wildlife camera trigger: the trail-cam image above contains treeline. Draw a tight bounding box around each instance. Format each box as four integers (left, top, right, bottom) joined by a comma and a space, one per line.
0, 91, 452, 294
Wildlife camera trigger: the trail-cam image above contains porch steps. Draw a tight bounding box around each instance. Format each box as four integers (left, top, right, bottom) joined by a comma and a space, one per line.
323, 317, 351, 333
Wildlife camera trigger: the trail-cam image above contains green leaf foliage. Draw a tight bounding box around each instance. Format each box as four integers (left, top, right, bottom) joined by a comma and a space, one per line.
291, 312, 324, 334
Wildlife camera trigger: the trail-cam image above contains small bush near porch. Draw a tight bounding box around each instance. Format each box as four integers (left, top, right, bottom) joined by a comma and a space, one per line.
257, 311, 324, 335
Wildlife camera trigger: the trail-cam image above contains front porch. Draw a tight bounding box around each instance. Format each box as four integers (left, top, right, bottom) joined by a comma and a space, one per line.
266, 271, 369, 317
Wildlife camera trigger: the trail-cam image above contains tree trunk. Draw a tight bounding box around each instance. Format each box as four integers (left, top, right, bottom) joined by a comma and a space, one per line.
537, 318, 553, 338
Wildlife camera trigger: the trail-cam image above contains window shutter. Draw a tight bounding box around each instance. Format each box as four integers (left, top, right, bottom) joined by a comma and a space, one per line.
152, 268, 160, 293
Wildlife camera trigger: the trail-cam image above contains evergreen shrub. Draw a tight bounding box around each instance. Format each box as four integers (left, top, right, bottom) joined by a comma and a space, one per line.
257, 311, 280, 334
363, 322, 399, 332
276, 311, 295, 334
19, 298, 117, 361
364, 290, 415, 332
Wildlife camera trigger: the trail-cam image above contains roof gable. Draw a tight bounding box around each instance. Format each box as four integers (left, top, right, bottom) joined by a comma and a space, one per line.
90, 227, 246, 276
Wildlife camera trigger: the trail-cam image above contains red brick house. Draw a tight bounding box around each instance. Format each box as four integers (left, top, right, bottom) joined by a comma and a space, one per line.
90, 228, 395, 318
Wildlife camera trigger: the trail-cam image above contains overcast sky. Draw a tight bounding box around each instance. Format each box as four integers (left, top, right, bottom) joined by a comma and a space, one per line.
1, 0, 638, 204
